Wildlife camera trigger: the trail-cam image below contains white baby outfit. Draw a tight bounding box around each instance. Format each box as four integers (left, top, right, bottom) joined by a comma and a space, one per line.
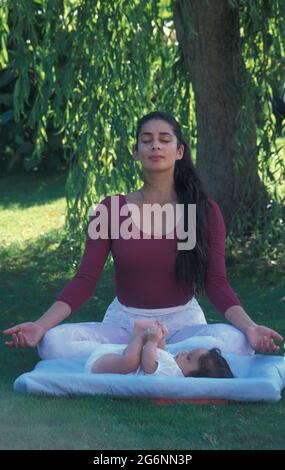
85, 343, 184, 377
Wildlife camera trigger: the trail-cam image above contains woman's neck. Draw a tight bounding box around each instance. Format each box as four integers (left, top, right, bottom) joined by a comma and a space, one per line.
139, 185, 178, 204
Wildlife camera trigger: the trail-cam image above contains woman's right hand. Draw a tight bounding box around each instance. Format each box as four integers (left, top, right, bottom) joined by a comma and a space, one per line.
2, 322, 45, 349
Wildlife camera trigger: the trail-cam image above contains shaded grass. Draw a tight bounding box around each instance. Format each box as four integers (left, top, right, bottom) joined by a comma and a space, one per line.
1, 389, 285, 450
0, 172, 285, 450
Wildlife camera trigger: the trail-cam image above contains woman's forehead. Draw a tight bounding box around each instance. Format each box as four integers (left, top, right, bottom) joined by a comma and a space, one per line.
140, 120, 174, 135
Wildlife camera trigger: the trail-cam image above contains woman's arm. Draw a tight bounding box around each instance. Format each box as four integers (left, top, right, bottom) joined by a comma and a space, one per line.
225, 305, 283, 353
205, 199, 242, 315
205, 200, 283, 353
55, 197, 112, 314
2, 300, 72, 348
3, 197, 112, 349
34, 300, 72, 332
224, 304, 256, 332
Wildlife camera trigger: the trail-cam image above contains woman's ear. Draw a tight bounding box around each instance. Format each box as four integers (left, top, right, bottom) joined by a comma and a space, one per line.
177, 144, 184, 160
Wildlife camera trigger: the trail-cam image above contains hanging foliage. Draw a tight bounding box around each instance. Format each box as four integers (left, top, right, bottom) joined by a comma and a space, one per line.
227, 0, 285, 257
0, 0, 284, 262
237, 0, 285, 200
0, 0, 192, 243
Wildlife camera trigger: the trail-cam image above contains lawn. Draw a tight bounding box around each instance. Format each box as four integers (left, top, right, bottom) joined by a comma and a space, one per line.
0, 171, 285, 450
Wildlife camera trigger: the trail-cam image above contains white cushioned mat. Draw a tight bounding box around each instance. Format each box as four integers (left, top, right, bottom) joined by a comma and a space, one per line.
13, 337, 285, 402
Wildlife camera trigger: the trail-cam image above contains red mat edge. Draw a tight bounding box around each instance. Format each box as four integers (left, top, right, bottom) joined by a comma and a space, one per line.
149, 398, 235, 405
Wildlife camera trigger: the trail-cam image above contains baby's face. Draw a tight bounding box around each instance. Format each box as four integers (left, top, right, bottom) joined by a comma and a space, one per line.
175, 348, 209, 376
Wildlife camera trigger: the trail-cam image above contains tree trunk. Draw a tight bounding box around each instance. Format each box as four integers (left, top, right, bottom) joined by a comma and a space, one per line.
173, 0, 269, 234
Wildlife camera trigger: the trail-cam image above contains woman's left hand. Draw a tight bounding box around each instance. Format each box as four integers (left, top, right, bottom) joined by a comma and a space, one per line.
245, 325, 283, 353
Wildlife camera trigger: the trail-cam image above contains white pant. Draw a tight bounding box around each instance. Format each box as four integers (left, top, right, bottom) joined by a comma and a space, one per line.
37, 296, 253, 359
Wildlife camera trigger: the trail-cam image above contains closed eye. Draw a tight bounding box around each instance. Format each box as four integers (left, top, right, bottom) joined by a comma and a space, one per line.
142, 140, 171, 143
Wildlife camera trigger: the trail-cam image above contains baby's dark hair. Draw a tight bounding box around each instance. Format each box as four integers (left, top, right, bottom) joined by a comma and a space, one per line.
187, 348, 234, 378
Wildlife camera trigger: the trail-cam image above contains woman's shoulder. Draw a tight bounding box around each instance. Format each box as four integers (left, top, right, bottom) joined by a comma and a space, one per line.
96, 193, 124, 205
124, 191, 142, 204
206, 197, 226, 231
99, 192, 140, 202
93, 193, 140, 217
207, 197, 222, 215
207, 196, 218, 208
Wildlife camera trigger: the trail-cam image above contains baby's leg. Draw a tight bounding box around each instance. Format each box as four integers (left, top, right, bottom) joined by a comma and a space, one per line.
133, 320, 161, 336
90, 332, 146, 374
157, 324, 168, 349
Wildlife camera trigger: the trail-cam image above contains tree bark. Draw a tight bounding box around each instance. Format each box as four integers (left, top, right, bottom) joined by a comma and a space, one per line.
173, 0, 269, 234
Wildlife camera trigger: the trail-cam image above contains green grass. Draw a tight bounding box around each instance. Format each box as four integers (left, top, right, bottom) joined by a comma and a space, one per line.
0, 172, 285, 450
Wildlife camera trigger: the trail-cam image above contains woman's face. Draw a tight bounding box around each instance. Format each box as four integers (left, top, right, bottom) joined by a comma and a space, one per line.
175, 348, 209, 377
133, 119, 184, 171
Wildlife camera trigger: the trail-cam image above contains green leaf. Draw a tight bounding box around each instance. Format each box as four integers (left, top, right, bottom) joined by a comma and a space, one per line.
0, 110, 14, 125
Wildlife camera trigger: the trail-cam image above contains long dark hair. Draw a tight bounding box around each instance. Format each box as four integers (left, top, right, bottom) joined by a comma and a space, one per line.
134, 111, 211, 295
189, 348, 234, 378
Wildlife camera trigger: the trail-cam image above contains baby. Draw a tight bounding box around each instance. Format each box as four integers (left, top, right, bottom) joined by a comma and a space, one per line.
85, 320, 234, 378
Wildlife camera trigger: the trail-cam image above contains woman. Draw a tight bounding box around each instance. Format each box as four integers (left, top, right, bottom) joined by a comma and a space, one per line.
3, 111, 283, 358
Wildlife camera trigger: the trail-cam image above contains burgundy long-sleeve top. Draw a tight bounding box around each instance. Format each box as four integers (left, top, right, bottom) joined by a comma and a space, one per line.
56, 194, 241, 315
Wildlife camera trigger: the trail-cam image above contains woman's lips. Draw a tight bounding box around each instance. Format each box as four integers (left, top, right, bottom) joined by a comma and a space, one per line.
150, 156, 164, 161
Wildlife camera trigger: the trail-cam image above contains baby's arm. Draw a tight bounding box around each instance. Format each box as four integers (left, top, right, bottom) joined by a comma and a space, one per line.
141, 326, 163, 374
89, 333, 145, 374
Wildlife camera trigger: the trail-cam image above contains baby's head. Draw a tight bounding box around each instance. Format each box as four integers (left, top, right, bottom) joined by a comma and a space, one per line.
175, 347, 234, 378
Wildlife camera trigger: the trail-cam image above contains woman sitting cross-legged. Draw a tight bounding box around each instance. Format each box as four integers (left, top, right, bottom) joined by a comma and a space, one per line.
85, 320, 234, 378
4, 111, 282, 360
